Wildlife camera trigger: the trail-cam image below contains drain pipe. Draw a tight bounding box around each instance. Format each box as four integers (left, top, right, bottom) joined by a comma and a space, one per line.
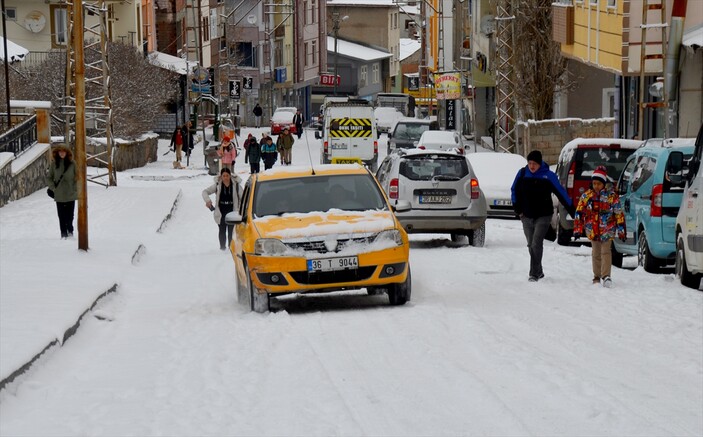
665, 0, 688, 137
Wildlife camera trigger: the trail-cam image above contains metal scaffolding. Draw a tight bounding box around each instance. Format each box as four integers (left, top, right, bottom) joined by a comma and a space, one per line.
493, 0, 517, 153
64, 0, 116, 188
637, 0, 668, 139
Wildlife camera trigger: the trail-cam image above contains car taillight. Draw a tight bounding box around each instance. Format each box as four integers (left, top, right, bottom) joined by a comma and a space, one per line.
389, 178, 399, 199
566, 161, 576, 199
651, 184, 663, 217
374, 141, 378, 154
470, 178, 480, 199
323, 141, 328, 155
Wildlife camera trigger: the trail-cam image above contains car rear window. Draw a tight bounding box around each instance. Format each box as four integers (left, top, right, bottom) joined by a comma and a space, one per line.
575, 147, 635, 180
393, 123, 431, 141
253, 174, 388, 216
399, 155, 469, 181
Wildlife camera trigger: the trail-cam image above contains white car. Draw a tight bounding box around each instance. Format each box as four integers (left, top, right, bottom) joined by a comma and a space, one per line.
467, 152, 527, 218
374, 107, 405, 134
416, 130, 466, 154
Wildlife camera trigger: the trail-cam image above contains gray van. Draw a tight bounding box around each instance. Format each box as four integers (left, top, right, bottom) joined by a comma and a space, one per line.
387, 118, 436, 154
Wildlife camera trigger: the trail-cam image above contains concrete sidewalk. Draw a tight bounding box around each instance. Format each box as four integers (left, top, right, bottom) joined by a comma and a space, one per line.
0, 185, 181, 390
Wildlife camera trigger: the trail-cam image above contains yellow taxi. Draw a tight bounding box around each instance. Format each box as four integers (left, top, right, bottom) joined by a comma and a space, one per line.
226, 164, 412, 312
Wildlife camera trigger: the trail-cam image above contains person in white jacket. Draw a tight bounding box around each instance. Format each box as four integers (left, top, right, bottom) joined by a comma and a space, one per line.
202, 167, 243, 250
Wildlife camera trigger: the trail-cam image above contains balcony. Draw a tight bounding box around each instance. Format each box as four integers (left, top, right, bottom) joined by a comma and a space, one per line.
552, 4, 574, 45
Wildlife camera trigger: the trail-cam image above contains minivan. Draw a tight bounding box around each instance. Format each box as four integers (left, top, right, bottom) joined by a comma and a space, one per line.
674, 124, 703, 289
612, 137, 696, 272
553, 138, 643, 245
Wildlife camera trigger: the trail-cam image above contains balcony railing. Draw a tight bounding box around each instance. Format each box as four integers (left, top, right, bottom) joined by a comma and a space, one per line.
0, 114, 38, 157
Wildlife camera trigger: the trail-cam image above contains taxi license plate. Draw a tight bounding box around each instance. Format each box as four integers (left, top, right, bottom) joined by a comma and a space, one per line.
331, 157, 363, 165
307, 256, 359, 272
494, 199, 512, 206
420, 195, 452, 204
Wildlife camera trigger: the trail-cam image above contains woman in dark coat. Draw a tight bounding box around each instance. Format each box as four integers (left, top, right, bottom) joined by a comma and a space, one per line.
246, 137, 262, 174
47, 145, 78, 239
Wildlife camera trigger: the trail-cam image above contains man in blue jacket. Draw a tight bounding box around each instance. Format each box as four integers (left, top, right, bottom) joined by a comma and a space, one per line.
511, 150, 575, 282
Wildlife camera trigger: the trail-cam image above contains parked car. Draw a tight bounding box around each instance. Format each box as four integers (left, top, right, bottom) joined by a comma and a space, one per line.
612, 137, 695, 272
387, 118, 435, 154
225, 164, 412, 312
675, 124, 703, 289
467, 152, 527, 218
374, 107, 405, 135
553, 138, 643, 245
416, 130, 466, 154
375, 148, 487, 246
270, 107, 298, 135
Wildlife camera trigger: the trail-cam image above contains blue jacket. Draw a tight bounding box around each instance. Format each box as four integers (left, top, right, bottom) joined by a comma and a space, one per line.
510, 162, 574, 219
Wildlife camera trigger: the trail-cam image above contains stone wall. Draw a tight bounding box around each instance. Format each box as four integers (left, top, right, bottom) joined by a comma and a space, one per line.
0, 148, 51, 208
517, 118, 616, 164
87, 135, 159, 171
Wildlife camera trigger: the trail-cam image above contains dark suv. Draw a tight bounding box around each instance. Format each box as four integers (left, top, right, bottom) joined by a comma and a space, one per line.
553, 138, 643, 245
387, 118, 435, 154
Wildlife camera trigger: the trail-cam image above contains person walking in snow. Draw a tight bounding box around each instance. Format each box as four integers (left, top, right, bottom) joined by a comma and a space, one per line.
293, 109, 304, 139
511, 149, 575, 282
47, 145, 77, 239
253, 103, 263, 128
202, 167, 243, 251
573, 166, 626, 288
245, 136, 262, 174
217, 135, 237, 172
276, 127, 295, 165
261, 136, 278, 170
169, 124, 184, 168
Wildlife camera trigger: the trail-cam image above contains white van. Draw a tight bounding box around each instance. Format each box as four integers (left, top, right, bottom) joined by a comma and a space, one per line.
675, 123, 703, 289
315, 100, 378, 171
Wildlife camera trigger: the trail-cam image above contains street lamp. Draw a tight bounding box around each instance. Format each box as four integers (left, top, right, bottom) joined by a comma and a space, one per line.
331, 12, 348, 95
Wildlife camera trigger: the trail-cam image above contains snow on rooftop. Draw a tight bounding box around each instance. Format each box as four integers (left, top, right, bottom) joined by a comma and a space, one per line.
400, 38, 421, 61
326, 36, 392, 61
0, 37, 28, 63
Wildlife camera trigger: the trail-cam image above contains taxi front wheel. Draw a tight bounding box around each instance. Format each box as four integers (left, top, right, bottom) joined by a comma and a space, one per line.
388, 268, 411, 306
248, 269, 271, 313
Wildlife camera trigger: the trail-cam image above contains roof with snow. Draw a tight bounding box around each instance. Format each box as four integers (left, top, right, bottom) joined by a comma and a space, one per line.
147, 51, 197, 75
326, 36, 392, 61
399, 38, 421, 61
0, 37, 28, 64
683, 25, 702, 49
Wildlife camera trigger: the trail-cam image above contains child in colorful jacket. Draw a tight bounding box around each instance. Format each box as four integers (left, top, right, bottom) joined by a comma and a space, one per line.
573, 165, 626, 288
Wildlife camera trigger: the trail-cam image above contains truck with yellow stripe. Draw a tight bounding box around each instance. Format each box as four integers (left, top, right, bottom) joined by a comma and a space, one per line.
315, 100, 378, 171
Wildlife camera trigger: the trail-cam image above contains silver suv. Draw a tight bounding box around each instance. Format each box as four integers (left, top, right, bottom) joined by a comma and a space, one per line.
375, 149, 487, 246
387, 118, 435, 154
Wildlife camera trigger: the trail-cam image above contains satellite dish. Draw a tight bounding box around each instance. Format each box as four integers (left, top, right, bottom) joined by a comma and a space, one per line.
247, 15, 257, 25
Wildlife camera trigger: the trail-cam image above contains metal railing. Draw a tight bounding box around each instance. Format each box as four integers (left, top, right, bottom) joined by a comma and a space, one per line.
0, 114, 38, 156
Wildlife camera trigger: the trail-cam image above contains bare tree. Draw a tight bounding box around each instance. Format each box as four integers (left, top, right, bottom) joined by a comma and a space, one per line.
1, 42, 179, 139
513, 0, 573, 120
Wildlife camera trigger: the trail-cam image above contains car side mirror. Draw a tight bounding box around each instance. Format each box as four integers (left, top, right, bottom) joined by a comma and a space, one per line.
314, 131, 321, 140
393, 200, 412, 213
667, 151, 685, 186
224, 211, 243, 225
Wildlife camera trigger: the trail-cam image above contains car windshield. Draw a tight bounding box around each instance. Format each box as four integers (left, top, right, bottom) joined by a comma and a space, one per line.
394, 123, 430, 141
576, 147, 636, 180
253, 174, 388, 217
399, 155, 469, 181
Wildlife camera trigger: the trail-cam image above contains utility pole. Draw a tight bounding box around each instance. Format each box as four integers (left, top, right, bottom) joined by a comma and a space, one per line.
73, 0, 88, 250
332, 11, 341, 95
1, 0, 11, 129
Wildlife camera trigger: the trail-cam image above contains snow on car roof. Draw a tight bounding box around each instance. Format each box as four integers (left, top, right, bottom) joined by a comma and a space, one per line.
562, 138, 643, 151
257, 164, 367, 180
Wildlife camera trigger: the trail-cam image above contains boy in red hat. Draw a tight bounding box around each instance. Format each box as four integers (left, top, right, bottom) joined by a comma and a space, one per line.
573, 165, 626, 288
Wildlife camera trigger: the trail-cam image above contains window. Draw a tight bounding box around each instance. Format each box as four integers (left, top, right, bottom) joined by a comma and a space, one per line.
236, 42, 258, 67
311, 0, 317, 23
50, 5, 68, 47
312, 39, 317, 65
5, 8, 16, 21
202, 16, 210, 41
631, 156, 657, 192
607, 0, 616, 7
589, 0, 598, 5
304, 42, 309, 67
304, 1, 309, 25
360, 65, 368, 87
372, 64, 379, 84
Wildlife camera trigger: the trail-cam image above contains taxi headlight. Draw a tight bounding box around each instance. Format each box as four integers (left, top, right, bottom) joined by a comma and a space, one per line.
254, 238, 288, 256
374, 230, 403, 246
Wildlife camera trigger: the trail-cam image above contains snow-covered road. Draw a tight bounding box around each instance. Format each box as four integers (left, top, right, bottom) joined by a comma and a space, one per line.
0, 129, 701, 436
